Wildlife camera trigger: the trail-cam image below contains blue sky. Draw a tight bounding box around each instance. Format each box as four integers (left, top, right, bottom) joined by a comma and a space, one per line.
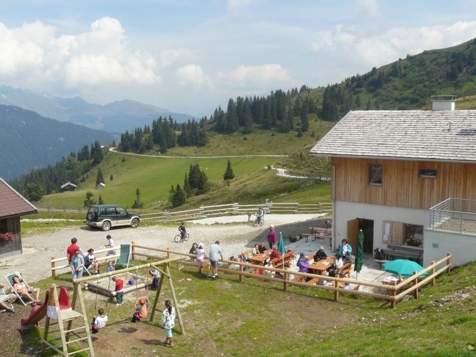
1, 0, 476, 117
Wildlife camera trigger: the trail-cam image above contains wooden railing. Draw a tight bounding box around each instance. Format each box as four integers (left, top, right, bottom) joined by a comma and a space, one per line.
52, 242, 451, 309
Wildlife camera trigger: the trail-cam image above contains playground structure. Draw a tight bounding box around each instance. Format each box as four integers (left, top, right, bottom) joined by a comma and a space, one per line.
21, 254, 186, 356
85, 270, 152, 298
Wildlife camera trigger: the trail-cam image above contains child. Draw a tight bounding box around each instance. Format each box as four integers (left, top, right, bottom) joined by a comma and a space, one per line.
112, 276, 124, 306
148, 269, 160, 290
85, 248, 100, 274
131, 298, 148, 323
161, 300, 176, 347
196, 243, 207, 276
91, 308, 108, 334
107, 260, 115, 273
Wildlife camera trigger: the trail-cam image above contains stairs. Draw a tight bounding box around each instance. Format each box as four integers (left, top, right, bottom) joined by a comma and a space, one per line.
42, 285, 95, 356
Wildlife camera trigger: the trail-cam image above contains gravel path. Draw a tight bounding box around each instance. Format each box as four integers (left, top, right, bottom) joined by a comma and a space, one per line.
1, 214, 326, 283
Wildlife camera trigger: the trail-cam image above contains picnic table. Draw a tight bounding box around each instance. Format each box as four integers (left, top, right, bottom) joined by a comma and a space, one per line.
308, 257, 334, 274
247, 251, 271, 266
300, 227, 332, 246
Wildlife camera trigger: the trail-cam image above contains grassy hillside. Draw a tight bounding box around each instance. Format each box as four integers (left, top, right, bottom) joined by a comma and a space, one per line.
37, 118, 333, 210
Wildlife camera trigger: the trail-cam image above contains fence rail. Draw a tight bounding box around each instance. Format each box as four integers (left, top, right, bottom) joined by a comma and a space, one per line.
38, 202, 332, 223
429, 198, 476, 234
52, 243, 452, 309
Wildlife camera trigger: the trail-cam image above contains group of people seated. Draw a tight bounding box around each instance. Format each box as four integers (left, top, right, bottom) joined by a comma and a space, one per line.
0, 273, 43, 313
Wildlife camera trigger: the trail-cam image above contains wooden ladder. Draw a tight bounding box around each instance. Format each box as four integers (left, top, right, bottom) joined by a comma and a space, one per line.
41, 285, 95, 356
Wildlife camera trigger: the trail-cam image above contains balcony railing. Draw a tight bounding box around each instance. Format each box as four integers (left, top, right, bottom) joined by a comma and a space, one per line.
429, 198, 476, 235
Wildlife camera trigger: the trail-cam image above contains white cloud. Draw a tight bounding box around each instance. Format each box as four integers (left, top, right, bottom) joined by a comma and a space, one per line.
219, 64, 292, 88
176, 64, 211, 89
309, 21, 476, 70
0, 17, 162, 88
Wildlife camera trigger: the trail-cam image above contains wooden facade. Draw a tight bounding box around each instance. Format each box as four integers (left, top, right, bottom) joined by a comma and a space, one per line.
0, 216, 22, 257
332, 157, 476, 209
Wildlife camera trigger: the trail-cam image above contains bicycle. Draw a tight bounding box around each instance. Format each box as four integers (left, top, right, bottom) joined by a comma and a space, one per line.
174, 231, 190, 243
254, 216, 265, 227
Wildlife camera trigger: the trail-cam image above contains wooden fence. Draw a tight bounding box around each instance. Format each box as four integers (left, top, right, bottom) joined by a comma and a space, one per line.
51, 243, 452, 309
38, 202, 332, 223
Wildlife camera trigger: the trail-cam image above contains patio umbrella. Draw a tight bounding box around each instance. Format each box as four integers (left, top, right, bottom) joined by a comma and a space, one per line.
277, 232, 286, 274
382, 259, 426, 278
354, 229, 364, 280
277, 232, 286, 255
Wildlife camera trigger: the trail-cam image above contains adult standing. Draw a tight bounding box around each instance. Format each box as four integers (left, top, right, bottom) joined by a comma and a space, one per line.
338, 239, 352, 258
70, 249, 85, 281
208, 240, 224, 280
66, 237, 80, 263
267, 225, 277, 249
105, 234, 116, 256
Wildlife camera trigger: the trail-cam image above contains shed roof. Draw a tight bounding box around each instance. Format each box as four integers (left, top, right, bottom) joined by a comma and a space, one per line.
309, 110, 476, 162
61, 181, 77, 189
0, 178, 37, 219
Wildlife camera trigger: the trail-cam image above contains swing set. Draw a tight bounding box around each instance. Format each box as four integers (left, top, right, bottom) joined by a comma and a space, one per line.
41, 256, 187, 356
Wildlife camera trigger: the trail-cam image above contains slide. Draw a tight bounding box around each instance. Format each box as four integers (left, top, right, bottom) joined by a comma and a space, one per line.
20, 290, 50, 327
21, 287, 71, 327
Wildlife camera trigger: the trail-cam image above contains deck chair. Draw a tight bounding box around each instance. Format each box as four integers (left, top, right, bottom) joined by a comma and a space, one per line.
115, 244, 132, 268
4, 272, 34, 306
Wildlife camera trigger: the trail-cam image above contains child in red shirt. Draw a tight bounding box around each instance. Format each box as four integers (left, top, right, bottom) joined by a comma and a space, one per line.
112, 276, 124, 306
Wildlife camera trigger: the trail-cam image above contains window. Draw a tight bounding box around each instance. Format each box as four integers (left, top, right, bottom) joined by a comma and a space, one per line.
369, 164, 382, 185
420, 169, 437, 178
0, 219, 6, 233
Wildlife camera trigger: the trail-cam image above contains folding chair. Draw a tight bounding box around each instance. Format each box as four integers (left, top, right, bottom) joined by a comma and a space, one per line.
115, 244, 132, 268
4, 272, 33, 306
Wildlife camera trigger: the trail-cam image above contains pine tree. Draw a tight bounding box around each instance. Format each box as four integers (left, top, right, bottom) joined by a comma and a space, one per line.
172, 184, 186, 207
98, 194, 104, 204
183, 173, 191, 197
132, 188, 143, 208
96, 169, 104, 186
223, 160, 235, 180
84, 191, 96, 207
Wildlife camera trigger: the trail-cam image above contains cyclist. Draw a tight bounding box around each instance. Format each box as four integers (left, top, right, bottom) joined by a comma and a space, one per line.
255, 207, 265, 225
178, 222, 187, 241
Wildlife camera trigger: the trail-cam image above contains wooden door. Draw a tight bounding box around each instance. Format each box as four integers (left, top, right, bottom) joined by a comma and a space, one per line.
346, 219, 359, 253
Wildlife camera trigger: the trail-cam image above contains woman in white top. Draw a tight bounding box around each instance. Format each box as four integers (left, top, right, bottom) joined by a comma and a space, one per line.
85, 248, 101, 274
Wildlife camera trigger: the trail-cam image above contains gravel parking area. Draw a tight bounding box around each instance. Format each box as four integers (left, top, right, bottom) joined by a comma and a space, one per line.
0, 214, 327, 283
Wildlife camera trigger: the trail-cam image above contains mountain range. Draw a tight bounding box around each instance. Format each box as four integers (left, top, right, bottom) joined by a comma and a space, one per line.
0, 85, 195, 133
0, 105, 116, 180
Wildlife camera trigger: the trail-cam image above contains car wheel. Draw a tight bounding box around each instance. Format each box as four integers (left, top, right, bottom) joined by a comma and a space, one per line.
131, 218, 139, 228
102, 221, 112, 231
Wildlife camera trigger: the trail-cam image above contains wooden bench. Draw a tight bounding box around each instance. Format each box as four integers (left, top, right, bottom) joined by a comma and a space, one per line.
337, 262, 352, 278
271, 252, 294, 269
374, 259, 389, 269
306, 277, 319, 285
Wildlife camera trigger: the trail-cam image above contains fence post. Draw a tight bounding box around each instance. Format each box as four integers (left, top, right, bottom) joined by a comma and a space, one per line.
283, 269, 288, 291
164, 210, 169, 221
446, 253, 451, 273
412, 271, 419, 299
431, 261, 436, 286
131, 241, 136, 261
334, 280, 339, 301
51, 257, 56, 277
233, 203, 239, 215
239, 265, 244, 283
200, 206, 205, 217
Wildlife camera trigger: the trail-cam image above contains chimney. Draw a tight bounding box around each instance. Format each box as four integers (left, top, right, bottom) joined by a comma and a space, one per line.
431, 95, 457, 111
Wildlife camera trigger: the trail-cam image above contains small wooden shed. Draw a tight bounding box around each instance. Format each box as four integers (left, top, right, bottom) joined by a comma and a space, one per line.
61, 181, 77, 192
0, 177, 38, 258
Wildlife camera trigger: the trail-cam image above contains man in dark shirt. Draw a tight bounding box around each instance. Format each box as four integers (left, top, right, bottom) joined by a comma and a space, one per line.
314, 246, 327, 262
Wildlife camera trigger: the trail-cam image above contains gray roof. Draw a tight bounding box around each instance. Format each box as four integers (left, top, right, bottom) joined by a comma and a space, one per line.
309, 110, 476, 162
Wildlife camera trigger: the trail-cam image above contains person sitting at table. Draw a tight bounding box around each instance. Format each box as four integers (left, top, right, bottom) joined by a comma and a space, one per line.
252, 244, 261, 255
329, 254, 343, 277
258, 243, 267, 254
269, 248, 281, 261
296, 253, 311, 281
343, 251, 355, 264
314, 246, 327, 262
